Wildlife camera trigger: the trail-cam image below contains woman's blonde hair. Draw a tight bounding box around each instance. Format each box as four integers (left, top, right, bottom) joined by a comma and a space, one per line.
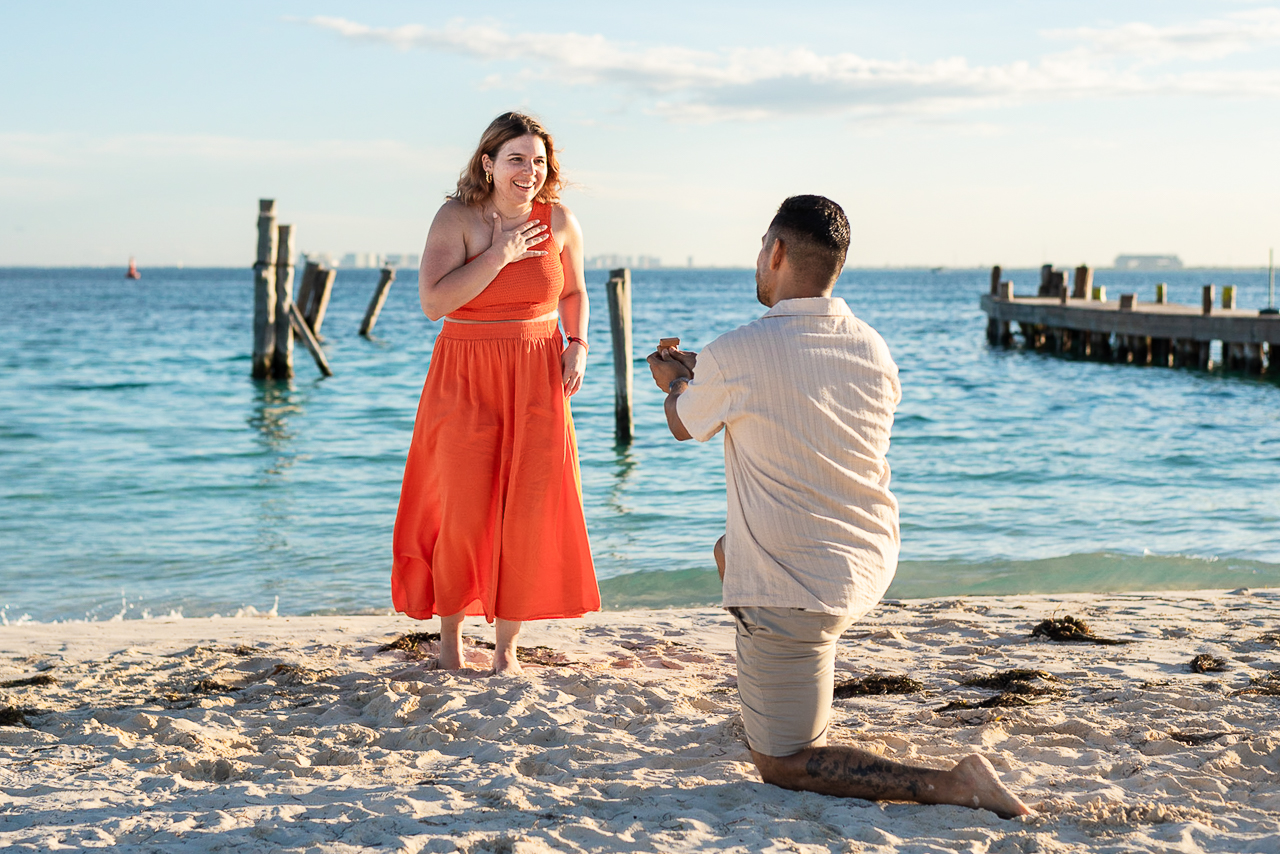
451, 112, 563, 207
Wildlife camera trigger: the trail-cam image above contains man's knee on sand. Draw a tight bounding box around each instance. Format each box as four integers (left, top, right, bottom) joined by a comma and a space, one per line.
750, 746, 812, 789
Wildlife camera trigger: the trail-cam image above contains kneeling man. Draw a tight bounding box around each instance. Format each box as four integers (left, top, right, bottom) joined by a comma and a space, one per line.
647, 195, 1030, 818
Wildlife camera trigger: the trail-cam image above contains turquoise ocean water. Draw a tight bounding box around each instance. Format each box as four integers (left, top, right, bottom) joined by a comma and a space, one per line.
2, 266, 1278, 622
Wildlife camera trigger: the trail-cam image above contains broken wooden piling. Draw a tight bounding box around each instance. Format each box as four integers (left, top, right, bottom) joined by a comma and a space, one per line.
271, 224, 296, 379
251, 200, 278, 379
606, 267, 634, 444
360, 267, 396, 337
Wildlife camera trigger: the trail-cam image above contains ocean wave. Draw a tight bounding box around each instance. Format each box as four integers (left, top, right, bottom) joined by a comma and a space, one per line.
599, 551, 1280, 609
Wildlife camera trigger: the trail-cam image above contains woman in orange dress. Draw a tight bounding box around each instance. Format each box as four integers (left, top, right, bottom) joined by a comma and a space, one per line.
392, 112, 599, 675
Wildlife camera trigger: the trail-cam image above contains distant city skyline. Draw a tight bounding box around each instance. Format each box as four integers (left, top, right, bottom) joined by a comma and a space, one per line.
2, 2, 1278, 268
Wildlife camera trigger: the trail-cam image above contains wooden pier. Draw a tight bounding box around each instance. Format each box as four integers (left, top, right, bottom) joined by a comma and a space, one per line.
981, 267, 1280, 375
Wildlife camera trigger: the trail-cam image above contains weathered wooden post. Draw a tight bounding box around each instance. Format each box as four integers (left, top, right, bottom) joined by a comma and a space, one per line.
607, 267, 634, 444
251, 200, 278, 378
1202, 284, 1215, 315
1039, 264, 1052, 296
360, 267, 396, 337
309, 267, 336, 337
1222, 285, 1237, 310
1092, 285, 1106, 302
987, 266, 1003, 343
288, 302, 333, 377
1073, 265, 1092, 300
1155, 283, 1167, 305
295, 260, 320, 326
1243, 343, 1264, 374
1119, 294, 1136, 310
1136, 336, 1151, 365
1151, 337, 1171, 367
1048, 270, 1067, 299
271, 224, 296, 379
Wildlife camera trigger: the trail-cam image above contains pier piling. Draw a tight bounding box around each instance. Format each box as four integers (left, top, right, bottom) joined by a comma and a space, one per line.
271, 224, 296, 379
251, 200, 278, 379
295, 261, 320, 328
288, 303, 333, 377
360, 267, 396, 337
1073, 266, 1092, 300
606, 267, 634, 445
309, 267, 336, 337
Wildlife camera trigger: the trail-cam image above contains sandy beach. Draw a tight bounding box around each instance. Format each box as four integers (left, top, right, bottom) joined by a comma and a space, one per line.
2, 589, 1279, 852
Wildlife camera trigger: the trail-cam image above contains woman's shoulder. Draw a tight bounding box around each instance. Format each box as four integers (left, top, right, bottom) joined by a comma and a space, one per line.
430, 199, 487, 243
547, 201, 580, 239
436, 198, 480, 224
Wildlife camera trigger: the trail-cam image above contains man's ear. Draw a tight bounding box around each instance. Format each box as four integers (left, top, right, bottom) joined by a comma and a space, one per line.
769, 236, 787, 271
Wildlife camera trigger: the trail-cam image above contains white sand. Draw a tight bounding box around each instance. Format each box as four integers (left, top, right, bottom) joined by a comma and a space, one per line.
2, 589, 1279, 852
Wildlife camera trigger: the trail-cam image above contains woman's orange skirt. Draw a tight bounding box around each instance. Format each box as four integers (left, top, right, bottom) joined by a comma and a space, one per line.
392, 318, 599, 622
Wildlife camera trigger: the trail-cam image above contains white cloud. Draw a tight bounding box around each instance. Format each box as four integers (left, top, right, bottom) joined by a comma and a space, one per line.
300, 12, 1280, 122
0, 132, 455, 170
1046, 8, 1280, 63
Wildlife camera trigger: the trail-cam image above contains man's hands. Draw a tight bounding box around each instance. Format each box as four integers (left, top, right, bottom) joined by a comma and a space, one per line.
646, 348, 696, 391
648, 347, 696, 441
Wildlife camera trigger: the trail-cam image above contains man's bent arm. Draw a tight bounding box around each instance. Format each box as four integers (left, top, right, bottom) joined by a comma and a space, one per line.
664, 377, 693, 441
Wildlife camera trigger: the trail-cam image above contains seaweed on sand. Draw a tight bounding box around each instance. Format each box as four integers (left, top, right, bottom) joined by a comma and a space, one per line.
191, 678, 234, 694
960, 669, 1061, 690
1233, 671, 1280, 697
1030, 615, 1133, 645
1189, 654, 1228, 673
465, 638, 571, 666
833, 674, 923, 698
379, 632, 570, 666
514, 646, 571, 667
938, 693, 1056, 713
0, 674, 56, 689
379, 632, 441, 659
941, 668, 1066, 713
0, 706, 33, 727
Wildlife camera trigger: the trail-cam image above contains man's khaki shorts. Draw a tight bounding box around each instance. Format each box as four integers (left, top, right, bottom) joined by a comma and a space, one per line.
731, 606, 855, 758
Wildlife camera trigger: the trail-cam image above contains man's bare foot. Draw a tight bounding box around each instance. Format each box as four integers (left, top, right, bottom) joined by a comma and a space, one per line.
945, 755, 1033, 819
491, 646, 523, 676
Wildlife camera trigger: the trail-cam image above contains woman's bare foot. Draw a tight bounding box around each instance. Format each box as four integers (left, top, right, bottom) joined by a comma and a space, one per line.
944, 755, 1033, 819
491, 645, 524, 676
437, 612, 465, 670
491, 617, 524, 676
436, 636, 463, 670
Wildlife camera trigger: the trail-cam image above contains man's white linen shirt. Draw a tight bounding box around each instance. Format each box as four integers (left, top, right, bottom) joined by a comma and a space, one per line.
676, 297, 901, 618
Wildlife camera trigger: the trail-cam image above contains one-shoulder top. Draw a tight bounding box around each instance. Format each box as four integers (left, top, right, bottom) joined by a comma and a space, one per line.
448, 200, 564, 322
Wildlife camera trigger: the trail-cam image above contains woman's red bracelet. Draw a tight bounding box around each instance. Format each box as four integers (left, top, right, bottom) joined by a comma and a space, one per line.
567, 336, 588, 352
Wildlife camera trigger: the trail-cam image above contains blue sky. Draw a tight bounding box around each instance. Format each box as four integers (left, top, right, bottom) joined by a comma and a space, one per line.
2, 1, 1278, 267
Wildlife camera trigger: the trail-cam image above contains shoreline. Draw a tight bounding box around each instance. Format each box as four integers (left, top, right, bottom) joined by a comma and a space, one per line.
2, 588, 1279, 852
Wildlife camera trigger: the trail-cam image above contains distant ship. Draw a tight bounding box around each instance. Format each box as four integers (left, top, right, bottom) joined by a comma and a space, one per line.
125, 257, 141, 280
1114, 254, 1182, 271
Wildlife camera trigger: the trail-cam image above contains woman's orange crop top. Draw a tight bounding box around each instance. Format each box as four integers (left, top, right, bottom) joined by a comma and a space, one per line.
448, 200, 564, 321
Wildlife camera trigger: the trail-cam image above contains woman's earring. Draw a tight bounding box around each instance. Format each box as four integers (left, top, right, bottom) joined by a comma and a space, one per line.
486, 171, 492, 184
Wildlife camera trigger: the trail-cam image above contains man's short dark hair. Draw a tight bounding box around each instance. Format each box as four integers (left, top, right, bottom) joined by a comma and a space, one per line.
768, 195, 850, 287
